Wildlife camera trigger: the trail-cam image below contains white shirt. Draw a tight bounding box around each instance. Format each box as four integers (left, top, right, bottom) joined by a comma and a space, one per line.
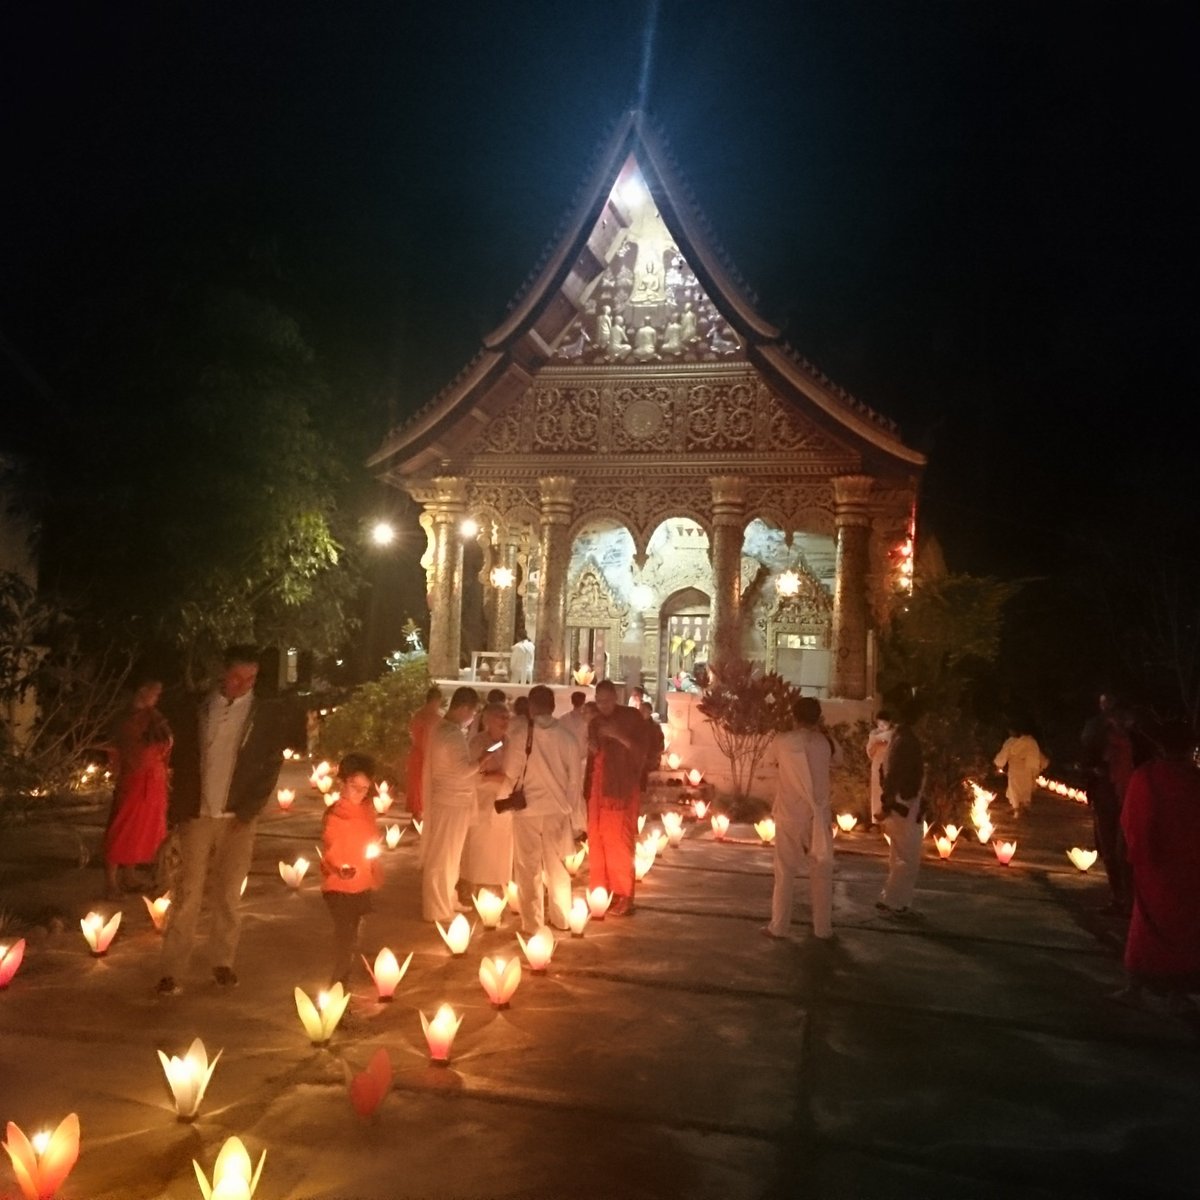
559, 708, 591, 760
774, 726, 840, 818
502, 716, 582, 822
424, 719, 480, 809
201, 689, 253, 817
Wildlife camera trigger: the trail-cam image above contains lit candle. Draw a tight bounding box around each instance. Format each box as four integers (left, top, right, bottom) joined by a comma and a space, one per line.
473, 890, 507, 929
158, 1037, 221, 1121
420, 1004, 463, 1065
80, 910, 121, 956
143, 894, 171, 933
479, 955, 522, 1008
362, 947, 411, 1001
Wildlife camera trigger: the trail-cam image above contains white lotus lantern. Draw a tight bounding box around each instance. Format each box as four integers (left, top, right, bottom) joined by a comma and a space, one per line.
661, 812, 684, 846
412, 819, 424, 837
692, 798, 709, 820
563, 847, 587, 876
634, 849, 654, 881
666, 752, 682, 771
711, 813, 730, 840
754, 818, 776, 845
420, 1004, 463, 1065
362, 947, 412, 1001
279, 857, 310, 888
835, 813, 858, 833
994, 840, 1017, 865
193, 1135, 265, 1200
385, 823, 403, 849
516, 929, 554, 972
294, 982, 351, 1045
568, 896, 590, 937
934, 835, 955, 860
505, 880, 520, 910
686, 768, 703, 787
1067, 847, 1099, 872
276, 788, 295, 811
373, 782, 393, 815
81, 911, 121, 956
637, 814, 647, 834
479, 955, 522, 1007
143, 894, 171, 933
944, 823, 961, 843
158, 1038, 221, 1121
974, 820, 995, 844
324, 790, 339, 807
473, 889, 507, 929
586, 887, 612, 919
436, 914, 472, 955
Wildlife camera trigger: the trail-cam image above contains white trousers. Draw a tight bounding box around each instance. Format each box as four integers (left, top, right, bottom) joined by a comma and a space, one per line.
160, 815, 256, 978
513, 812, 573, 934
421, 802, 473, 922
768, 803, 833, 938
881, 806, 923, 909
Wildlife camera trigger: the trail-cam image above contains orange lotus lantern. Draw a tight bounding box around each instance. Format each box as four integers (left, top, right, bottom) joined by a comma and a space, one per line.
348, 1047, 392, 1119
420, 1004, 463, 1065
479, 955, 522, 1008
666, 752, 682, 771
835, 813, 858, 833
994, 840, 1017, 865
517, 929, 555, 973
279, 857, 310, 889
563, 847, 587, 876
473, 889, 507, 929
436, 914, 473, 956
143, 894, 171, 933
362, 947, 412, 1001
1067, 847, 1099, 872
686, 768, 703, 787
193, 1135, 265, 1200
80, 910, 121, 956
384, 823, 403, 849
568, 896, 590, 937
3, 1112, 80, 1200
711, 813, 730, 840
754, 817, 776, 845
934, 835, 955, 860
373, 782, 393, 815
692, 798, 709, 820
295, 983, 351, 1045
0, 939, 26, 989
586, 887, 612, 919
158, 1037, 221, 1121
276, 788, 295, 811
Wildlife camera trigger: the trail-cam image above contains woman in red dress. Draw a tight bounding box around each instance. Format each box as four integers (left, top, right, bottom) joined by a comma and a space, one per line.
104, 679, 173, 896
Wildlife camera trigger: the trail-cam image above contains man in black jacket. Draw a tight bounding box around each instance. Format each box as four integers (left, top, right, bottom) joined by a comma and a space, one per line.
157, 646, 286, 995
876, 705, 926, 917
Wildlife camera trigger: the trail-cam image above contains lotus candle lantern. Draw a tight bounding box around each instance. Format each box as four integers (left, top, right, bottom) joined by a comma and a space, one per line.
365, 843, 381, 862
586, 887, 612, 919
279, 857, 310, 888
158, 1038, 221, 1121
1067, 847, 1099, 872
563, 847, 587, 876
637, 814, 647, 834
666, 752, 682, 771
277, 788, 295, 811
661, 812, 684, 845
143, 894, 171, 932
412, 819, 424, 837
692, 798, 709, 820
295, 982, 351, 1045
922, 821, 931, 838
505, 880, 520, 910
3, 1113, 80, 1200
193, 1136, 265, 1200
81, 910, 121, 956
373, 782, 393, 815
653, 828, 669, 854
0, 939, 26, 989
240, 876, 248, 897
934, 835, 955, 860
835, 813, 858, 833
436, 914, 473, 955
362, 947, 412, 1000
568, 897, 590, 936
349, 1047, 392, 1119
974, 820, 995, 844
316, 775, 335, 796
944, 823, 961, 843
686, 768, 704, 787
573, 665, 596, 686
754, 817, 776, 845
283, 748, 294, 760
310, 761, 331, 788
324, 790, 339, 807
384, 823, 403, 849
634, 850, 654, 881
420, 1004, 463, 1065
479, 955, 522, 1007
711, 813, 730, 840
993, 840, 1017, 865
517, 929, 555, 972
473, 889, 507, 929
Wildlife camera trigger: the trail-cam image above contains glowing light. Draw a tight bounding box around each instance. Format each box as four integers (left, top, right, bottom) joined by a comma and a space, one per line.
436, 914, 472, 956
666, 752, 682, 771
294, 983, 351, 1045
489, 564, 514, 589
81, 911, 121, 956
143, 894, 171, 933
776, 569, 801, 597
692, 798, 709, 820
479, 955, 522, 1007
637, 814, 647, 834
193, 1136, 265, 1200
934, 835, 955, 860
365, 843, 381, 861
0, 939, 26, 988
324, 790, 339, 807
282, 748, 294, 761
754, 818, 776, 845
686, 768, 704, 787
993, 841, 1017, 865
277, 788, 295, 811
3, 1112, 80, 1200
373, 782, 393, 814
572, 665, 596, 686
568, 897, 590, 936
385, 824, 403, 849
632, 583, 655, 608
158, 1038, 221, 1121
460, 518, 479, 539
420, 1004, 463, 1064
661, 811, 685, 846
362, 947, 411, 1001
349, 1047, 392, 1119
412, 819, 424, 837
473, 889, 507, 929
505, 879, 520, 910
279, 858, 310, 889
711, 813, 730, 840
974, 820, 995, 844
836, 813, 858, 833
944, 824, 961, 843
587, 887, 612, 919
517, 929, 555, 972
1036, 775, 1089, 804
1067, 847, 1099, 872
563, 847, 587, 876
371, 521, 396, 546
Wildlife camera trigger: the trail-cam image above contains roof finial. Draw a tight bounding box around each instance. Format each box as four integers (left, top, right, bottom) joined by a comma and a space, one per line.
634, 0, 660, 115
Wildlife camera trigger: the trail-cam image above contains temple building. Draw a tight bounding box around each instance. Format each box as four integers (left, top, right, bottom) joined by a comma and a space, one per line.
369, 112, 923, 711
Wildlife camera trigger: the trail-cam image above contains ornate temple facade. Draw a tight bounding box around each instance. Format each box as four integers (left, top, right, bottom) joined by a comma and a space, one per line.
370, 113, 924, 705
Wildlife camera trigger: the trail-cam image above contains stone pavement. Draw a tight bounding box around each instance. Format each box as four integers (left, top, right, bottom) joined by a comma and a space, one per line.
1, 770, 1197, 1200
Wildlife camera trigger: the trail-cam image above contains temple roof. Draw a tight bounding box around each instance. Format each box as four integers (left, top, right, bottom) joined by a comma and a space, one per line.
369, 110, 925, 480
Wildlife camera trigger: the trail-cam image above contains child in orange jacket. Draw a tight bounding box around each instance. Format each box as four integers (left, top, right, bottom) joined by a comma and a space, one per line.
320, 753, 383, 986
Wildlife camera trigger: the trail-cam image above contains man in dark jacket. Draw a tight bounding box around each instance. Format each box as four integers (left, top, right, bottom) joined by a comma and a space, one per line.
157, 646, 286, 995
876, 706, 925, 917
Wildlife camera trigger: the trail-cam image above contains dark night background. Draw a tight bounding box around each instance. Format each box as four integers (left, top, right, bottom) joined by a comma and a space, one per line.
2, 1, 1196, 735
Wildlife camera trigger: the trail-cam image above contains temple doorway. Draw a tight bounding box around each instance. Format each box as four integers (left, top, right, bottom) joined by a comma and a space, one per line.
660, 586, 711, 697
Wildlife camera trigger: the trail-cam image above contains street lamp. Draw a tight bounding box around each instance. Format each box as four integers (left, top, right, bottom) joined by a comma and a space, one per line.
371, 521, 395, 546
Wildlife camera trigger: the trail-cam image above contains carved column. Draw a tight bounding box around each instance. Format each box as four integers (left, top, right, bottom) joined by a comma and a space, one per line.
487, 532, 521, 653
831, 475, 874, 699
709, 475, 747, 672
534, 477, 575, 685
425, 476, 467, 680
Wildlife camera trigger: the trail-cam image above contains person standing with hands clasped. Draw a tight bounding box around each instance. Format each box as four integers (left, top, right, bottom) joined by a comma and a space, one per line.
320, 754, 383, 988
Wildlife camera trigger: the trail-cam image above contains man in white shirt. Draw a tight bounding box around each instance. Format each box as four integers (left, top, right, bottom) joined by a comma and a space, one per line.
764, 696, 840, 941
503, 685, 583, 934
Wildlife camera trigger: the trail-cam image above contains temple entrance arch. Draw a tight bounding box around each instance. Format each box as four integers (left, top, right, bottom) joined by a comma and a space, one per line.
565, 518, 635, 684
660, 586, 711, 699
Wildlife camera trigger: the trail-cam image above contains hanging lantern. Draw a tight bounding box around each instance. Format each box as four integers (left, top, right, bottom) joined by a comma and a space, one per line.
349, 1047, 393, 1119
80, 911, 121, 957
143, 894, 171, 933
479, 956, 522, 1008
994, 841, 1017, 865
586, 887, 611, 919
158, 1038, 221, 1121
436, 914, 473, 956
279, 858, 310, 889
1066, 847, 1098, 872
294, 983, 351, 1045
193, 1136, 265, 1200
384, 824, 403, 849
691, 798, 709, 820
0, 938, 26, 989
934, 835, 955, 860
473, 890, 507, 929
711, 813, 730, 840
3, 1113, 80, 1200
568, 897, 590, 937
563, 847, 587, 876
489, 565, 515, 590
835, 813, 858, 833
420, 1004, 463, 1065
276, 788, 295, 811
754, 818, 776, 845
776, 568, 801, 597
517, 929, 554, 973
666, 752, 682, 771
362, 948, 412, 1001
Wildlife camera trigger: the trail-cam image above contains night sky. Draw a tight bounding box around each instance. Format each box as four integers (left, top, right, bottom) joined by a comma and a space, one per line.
3, 1, 1195, 579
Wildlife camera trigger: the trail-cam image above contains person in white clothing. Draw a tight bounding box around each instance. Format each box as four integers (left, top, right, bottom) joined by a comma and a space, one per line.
876, 706, 926, 916
993, 721, 1048, 818
865, 711, 895, 826
502, 685, 583, 934
421, 687, 503, 922
459, 702, 514, 898
509, 635, 535, 685
764, 696, 840, 941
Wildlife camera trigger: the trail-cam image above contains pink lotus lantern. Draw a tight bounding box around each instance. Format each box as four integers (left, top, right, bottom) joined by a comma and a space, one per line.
835, 813, 858, 833
143, 894, 171, 933
563, 847, 587, 876
3, 1112, 80, 1200
349, 1047, 392, 1119
436, 914, 473, 955
384, 823, 403, 849
80, 910, 121, 956
0, 939, 26, 989
362, 947, 412, 1000
479, 955, 522, 1007
277, 788, 295, 811
517, 929, 555, 973
473, 889, 507, 929
568, 896, 590, 936
193, 1136, 265, 1200
279, 857, 310, 889
1067, 847, 1098, 872
661, 811, 685, 846
933, 835, 955, 860
372, 782, 393, 815
711, 813, 730, 840
686, 768, 704, 787
420, 1004, 463, 1065
993, 840, 1017, 865
692, 798, 709, 820
666, 752, 682, 771
586, 887, 612, 919
754, 818, 776, 845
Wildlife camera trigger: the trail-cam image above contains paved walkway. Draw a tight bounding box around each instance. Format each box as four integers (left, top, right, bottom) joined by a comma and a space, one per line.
1, 771, 1196, 1199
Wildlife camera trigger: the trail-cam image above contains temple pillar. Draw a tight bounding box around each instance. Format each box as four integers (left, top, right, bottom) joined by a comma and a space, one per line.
487, 533, 521, 653
831, 474, 874, 699
709, 475, 747, 672
425, 476, 467, 680
534, 477, 575, 684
